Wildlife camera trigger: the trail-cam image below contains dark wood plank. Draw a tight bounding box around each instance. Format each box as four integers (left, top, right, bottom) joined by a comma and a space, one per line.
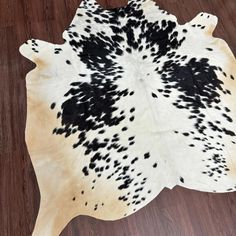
1, 1, 236, 235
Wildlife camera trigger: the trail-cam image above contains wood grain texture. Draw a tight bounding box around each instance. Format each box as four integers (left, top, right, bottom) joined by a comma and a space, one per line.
1, 0, 236, 235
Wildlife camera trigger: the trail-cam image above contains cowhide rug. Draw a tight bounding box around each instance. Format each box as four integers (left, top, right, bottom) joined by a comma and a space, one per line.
19, 0, 236, 235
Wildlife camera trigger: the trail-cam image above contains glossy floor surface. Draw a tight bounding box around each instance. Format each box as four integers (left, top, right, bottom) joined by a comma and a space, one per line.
1, 0, 236, 235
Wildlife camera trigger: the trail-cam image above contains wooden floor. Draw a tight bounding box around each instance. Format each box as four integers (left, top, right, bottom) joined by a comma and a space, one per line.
1, 0, 236, 235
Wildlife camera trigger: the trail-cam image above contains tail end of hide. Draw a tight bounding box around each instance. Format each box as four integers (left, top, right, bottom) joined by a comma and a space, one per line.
32, 200, 77, 236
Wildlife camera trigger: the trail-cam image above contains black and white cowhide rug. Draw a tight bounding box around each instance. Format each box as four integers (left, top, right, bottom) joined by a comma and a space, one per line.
19, 0, 236, 235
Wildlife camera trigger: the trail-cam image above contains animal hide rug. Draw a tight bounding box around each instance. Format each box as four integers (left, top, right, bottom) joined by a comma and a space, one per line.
19, 0, 236, 235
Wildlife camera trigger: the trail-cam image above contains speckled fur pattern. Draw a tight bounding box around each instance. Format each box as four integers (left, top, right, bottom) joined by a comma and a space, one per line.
20, 0, 236, 235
